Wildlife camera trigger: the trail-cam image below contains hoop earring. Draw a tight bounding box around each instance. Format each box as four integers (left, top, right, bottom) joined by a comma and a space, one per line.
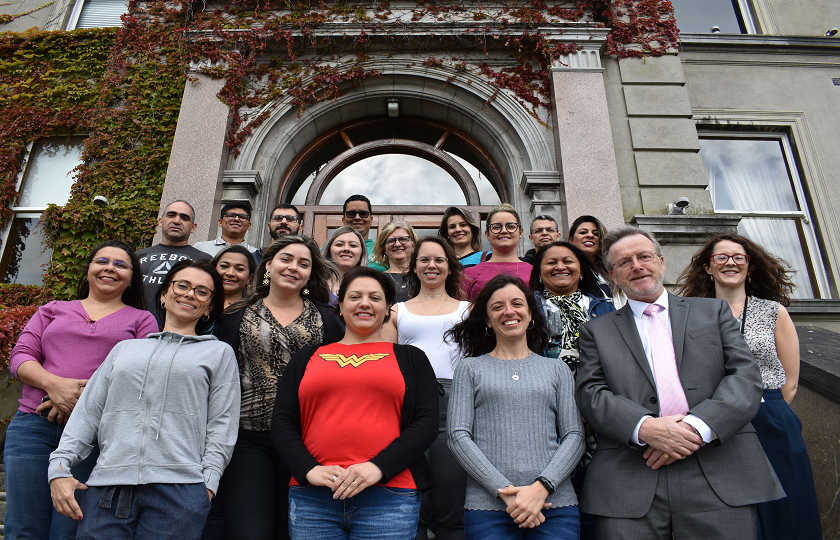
528, 320, 535, 329
263, 270, 271, 286
202, 313, 210, 321
485, 326, 494, 336
160, 301, 165, 310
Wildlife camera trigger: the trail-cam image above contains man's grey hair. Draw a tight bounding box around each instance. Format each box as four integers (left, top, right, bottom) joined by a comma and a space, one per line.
530, 214, 558, 234
162, 200, 197, 221
601, 226, 663, 271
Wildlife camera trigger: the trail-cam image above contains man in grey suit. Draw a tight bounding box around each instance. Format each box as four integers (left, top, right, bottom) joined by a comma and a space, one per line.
576, 226, 784, 539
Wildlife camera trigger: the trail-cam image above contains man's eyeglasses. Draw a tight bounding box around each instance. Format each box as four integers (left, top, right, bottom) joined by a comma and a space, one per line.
271, 214, 299, 223
709, 254, 750, 265
344, 210, 371, 219
163, 211, 192, 222
533, 227, 557, 234
170, 280, 213, 301
385, 236, 412, 246
92, 258, 132, 271
224, 212, 250, 221
613, 251, 658, 271
417, 256, 448, 265
488, 222, 520, 234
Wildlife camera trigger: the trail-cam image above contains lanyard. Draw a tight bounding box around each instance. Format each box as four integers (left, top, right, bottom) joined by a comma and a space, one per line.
739, 296, 749, 335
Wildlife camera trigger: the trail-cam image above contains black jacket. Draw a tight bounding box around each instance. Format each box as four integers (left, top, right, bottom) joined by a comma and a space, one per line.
520, 248, 537, 265
214, 298, 345, 354
271, 343, 439, 491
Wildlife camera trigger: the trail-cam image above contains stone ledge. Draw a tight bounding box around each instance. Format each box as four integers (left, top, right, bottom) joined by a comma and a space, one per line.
797, 326, 840, 403
630, 214, 741, 244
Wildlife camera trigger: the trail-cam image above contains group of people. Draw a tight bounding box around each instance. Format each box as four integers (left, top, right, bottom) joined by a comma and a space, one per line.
4, 193, 821, 540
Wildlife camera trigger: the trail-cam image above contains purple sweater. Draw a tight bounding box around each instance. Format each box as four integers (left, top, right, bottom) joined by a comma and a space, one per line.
10, 300, 158, 413
463, 261, 533, 300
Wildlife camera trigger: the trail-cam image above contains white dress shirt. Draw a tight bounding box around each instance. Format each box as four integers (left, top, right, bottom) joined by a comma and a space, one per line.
628, 290, 717, 445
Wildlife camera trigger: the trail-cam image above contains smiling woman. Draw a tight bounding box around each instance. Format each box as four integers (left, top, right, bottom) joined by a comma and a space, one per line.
211, 245, 257, 308
272, 266, 438, 540
213, 235, 344, 540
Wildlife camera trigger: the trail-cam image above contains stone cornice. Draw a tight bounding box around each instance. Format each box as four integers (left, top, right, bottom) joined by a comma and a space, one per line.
679, 33, 840, 54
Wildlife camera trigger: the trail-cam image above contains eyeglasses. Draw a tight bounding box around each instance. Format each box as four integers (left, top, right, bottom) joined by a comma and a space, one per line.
613, 251, 658, 271
270, 214, 299, 223
417, 256, 448, 265
163, 211, 192, 222
92, 258, 132, 271
532, 227, 557, 234
385, 236, 412, 246
344, 210, 371, 219
710, 253, 750, 265
224, 212, 250, 221
170, 280, 213, 301
488, 222, 520, 234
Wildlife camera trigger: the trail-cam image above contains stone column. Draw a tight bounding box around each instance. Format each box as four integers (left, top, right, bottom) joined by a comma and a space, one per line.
544, 28, 624, 231
155, 70, 231, 244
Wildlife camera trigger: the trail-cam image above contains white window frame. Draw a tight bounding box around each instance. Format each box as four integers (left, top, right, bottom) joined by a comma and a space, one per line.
699, 130, 830, 298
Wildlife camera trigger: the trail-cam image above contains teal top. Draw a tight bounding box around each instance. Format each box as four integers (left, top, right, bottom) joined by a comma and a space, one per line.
366, 238, 389, 272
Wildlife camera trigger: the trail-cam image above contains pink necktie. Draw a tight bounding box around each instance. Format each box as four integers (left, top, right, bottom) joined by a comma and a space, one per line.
643, 304, 689, 417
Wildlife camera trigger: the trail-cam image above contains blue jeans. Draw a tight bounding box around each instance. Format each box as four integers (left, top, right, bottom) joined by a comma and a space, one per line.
4, 411, 99, 540
288, 485, 420, 540
77, 484, 210, 540
463, 506, 580, 540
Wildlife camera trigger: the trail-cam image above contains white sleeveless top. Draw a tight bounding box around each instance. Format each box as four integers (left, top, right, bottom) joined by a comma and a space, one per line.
396, 301, 469, 379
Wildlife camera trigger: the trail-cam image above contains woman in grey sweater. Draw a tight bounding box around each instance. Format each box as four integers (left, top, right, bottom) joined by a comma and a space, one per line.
446, 274, 584, 539
48, 260, 241, 540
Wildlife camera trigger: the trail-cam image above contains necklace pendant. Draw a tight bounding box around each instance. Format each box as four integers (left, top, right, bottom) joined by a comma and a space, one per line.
512, 374, 520, 381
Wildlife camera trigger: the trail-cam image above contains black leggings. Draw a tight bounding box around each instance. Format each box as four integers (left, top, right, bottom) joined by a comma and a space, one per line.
221, 429, 291, 540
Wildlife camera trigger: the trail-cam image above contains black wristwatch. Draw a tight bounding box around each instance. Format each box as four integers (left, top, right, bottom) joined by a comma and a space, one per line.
535, 476, 555, 495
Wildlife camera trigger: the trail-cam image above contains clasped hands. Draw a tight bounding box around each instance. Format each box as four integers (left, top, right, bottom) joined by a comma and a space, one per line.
36, 377, 89, 424
498, 482, 552, 529
639, 414, 703, 470
306, 462, 383, 500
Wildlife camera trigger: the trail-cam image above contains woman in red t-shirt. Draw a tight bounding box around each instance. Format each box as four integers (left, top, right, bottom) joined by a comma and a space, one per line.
271, 266, 439, 540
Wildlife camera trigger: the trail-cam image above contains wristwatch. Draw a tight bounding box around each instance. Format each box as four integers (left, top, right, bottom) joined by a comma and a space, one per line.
535, 476, 555, 495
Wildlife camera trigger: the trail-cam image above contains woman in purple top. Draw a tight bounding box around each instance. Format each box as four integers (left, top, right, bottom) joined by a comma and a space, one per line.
462, 204, 533, 300
5, 239, 158, 540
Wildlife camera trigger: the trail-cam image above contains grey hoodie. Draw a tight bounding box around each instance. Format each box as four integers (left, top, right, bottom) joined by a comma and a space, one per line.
48, 332, 240, 494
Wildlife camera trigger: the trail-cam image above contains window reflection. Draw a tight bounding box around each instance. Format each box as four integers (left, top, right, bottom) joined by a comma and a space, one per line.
671, 0, 747, 34
18, 140, 83, 207
291, 153, 501, 206
0, 217, 50, 285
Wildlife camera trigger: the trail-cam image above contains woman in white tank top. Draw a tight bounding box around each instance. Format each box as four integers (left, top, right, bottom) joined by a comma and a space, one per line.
383, 236, 469, 540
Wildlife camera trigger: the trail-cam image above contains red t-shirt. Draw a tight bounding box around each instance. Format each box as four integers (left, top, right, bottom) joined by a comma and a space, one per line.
292, 342, 416, 488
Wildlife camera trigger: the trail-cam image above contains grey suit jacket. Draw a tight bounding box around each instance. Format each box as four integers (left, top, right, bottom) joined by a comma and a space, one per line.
575, 293, 784, 518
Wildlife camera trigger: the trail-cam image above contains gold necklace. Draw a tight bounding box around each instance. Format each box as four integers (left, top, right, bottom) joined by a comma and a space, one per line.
419, 296, 450, 317
490, 261, 520, 281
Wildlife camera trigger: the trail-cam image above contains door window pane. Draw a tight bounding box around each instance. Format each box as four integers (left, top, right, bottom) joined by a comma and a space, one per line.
291, 153, 501, 206
18, 140, 84, 207
671, 0, 745, 33
0, 218, 50, 286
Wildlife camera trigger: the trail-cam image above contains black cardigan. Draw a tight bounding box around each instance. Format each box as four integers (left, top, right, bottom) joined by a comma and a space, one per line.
214, 298, 345, 354
271, 343, 439, 491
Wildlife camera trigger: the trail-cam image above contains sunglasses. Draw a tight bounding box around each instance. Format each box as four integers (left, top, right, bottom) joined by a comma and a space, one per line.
344, 210, 371, 219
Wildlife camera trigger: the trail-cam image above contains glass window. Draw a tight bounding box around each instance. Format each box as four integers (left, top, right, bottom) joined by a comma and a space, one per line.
700, 135, 826, 298
1, 139, 83, 285
66, 0, 127, 30
290, 153, 501, 206
671, 0, 753, 34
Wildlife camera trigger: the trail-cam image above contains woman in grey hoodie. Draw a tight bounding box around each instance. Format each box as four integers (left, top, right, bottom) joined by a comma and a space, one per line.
48, 259, 241, 540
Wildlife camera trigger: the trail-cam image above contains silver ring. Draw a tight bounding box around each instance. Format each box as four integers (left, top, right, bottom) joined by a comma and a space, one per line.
332, 475, 337, 482
352, 481, 359, 485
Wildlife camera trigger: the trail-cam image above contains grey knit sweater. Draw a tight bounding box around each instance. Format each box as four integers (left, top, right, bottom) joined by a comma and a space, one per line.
447, 352, 584, 512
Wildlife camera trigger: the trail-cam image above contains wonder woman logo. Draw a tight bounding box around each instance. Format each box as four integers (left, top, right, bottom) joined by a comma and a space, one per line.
319, 353, 390, 368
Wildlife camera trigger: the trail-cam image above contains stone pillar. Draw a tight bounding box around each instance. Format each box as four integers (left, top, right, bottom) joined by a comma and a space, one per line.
544, 28, 624, 231
155, 71, 231, 245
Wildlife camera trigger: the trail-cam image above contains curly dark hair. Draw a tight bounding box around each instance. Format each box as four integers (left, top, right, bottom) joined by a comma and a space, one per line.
404, 236, 464, 300
675, 233, 796, 306
154, 259, 225, 335
445, 274, 549, 359
529, 241, 603, 298
77, 239, 146, 310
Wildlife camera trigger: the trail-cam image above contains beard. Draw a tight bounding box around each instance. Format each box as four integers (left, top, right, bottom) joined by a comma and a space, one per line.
270, 226, 292, 240
616, 269, 664, 301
